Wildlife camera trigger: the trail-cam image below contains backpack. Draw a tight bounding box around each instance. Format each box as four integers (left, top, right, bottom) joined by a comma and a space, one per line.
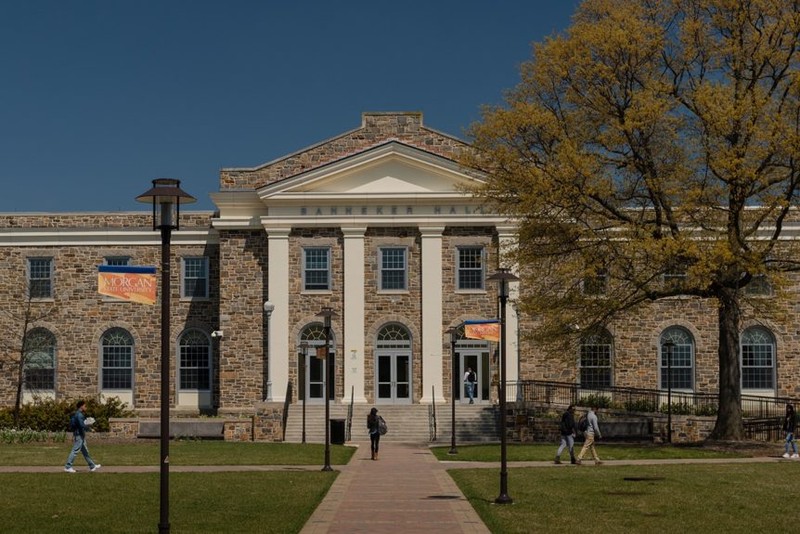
378, 416, 388, 435
578, 414, 589, 433
69, 413, 79, 432
467, 371, 476, 383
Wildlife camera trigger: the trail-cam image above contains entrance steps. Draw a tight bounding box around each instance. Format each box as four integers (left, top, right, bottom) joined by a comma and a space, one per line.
282, 403, 499, 444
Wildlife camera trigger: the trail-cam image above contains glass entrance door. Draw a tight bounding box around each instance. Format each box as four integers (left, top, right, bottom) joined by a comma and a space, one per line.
458, 350, 490, 403
300, 347, 334, 404
376, 352, 411, 404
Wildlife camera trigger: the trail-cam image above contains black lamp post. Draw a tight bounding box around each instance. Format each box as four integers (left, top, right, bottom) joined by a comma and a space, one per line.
300, 341, 308, 444
447, 326, 458, 455
316, 306, 337, 471
136, 178, 196, 534
487, 267, 519, 505
663, 339, 675, 444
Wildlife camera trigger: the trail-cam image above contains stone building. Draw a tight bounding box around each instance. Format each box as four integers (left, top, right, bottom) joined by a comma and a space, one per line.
1, 111, 798, 418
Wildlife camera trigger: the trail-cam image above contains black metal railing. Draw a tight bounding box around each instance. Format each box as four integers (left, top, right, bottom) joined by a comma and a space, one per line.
346, 386, 354, 442
281, 380, 293, 442
743, 417, 784, 442
429, 386, 438, 442
511, 380, 798, 419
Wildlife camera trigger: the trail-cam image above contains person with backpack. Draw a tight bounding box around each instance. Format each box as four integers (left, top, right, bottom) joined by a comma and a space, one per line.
576, 405, 603, 465
367, 407, 384, 460
64, 400, 101, 473
555, 404, 577, 464
463, 367, 477, 404
782, 404, 798, 459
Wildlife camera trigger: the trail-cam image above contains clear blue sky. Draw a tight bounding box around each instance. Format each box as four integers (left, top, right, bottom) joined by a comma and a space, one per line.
0, 1, 579, 212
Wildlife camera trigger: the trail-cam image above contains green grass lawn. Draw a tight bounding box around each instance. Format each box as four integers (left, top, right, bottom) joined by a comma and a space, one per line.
0, 440, 356, 466
0, 471, 335, 533
431, 442, 746, 462
450, 462, 800, 533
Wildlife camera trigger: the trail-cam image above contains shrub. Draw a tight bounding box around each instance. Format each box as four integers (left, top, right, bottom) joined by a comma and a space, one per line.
0, 396, 135, 432
577, 394, 612, 409
624, 399, 659, 413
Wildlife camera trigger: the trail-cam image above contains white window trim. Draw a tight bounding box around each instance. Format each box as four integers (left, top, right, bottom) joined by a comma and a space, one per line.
181, 256, 210, 300
378, 246, 409, 293
302, 246, 332, 293
455, 246, 486, 292
27, 257, 54, 300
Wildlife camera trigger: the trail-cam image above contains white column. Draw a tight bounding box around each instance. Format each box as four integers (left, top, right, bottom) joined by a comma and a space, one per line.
498, 227, 520, 401
266, 227, 291, 402
343, 227, 367, 403
420, 226, 446, 404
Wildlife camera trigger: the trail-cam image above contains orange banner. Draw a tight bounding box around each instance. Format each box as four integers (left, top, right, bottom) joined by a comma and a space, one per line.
98, 266, 157, 305
464, 321, 500, 342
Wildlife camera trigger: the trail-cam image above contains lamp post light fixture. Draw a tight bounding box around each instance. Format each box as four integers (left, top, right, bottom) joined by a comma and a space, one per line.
263, 300, 275, 401
316, 306, 337, 472
447, 326, 459, 455
487, 267, 519, 505
663, 339, 675, 444
299, 340, 308, 444
136, 178, 196, 534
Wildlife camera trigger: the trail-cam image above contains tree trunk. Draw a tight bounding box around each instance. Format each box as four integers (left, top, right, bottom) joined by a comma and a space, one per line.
709, 289, 744, 440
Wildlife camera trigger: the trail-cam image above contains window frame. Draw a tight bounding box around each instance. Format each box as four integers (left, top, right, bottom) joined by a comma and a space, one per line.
378, 247, 408, 291
178, 329, 212, 391
302, 247, 331, 291
23, 327, 56, 392
579, 330, 613, 389
659, 327, 695, 391
181, 256, 210, 299
456, 246, 485, 291
27, 257, 54, 299
100, 328, 134, 391
740, 326, 775, 390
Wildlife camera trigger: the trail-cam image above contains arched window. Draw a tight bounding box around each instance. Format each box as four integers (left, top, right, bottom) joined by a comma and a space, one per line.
660, 327, 695, 391
579, 329, 612, 388
179, 329, 211, 390
101, 328, 134, 390
24, 327, 56, 391
376, 323, 411, 349
741, 326, 775, 390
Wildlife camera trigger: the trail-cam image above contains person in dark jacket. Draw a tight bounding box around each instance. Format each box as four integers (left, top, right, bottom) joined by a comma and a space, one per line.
555, 405, 577, 464
782, 404, 798, 459
367, 407, 381, 460
64, 400, 101, 473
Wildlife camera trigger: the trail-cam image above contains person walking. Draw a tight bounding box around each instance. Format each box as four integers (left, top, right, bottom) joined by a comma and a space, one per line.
463, 367, 476, 404
367, 407, 382, 460
555, 404, 577, 464
576, 405, 602, 465
64, 400, 101, 473
782, 404, 798, 459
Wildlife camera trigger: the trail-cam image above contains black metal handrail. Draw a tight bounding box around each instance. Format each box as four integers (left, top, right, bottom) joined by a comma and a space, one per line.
346, 386, 354, 442
429, 386, 437, 442
281, 380, 293, 442
511, 379, 799, 419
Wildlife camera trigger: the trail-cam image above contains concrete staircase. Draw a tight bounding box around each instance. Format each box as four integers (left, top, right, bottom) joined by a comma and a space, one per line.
282, 403, 499, 444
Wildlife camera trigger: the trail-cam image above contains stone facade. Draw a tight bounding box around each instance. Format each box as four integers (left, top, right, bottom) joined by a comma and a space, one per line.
2, 111, 800, 428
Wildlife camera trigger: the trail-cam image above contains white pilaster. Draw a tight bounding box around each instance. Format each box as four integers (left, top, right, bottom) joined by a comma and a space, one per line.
343, 227, 368, 403
266, 227, 291, 401
420, 226, 446, 404
498, 226, 520, 401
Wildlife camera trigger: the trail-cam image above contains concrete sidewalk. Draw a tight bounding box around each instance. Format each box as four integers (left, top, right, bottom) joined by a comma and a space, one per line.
300, 441, 490, 534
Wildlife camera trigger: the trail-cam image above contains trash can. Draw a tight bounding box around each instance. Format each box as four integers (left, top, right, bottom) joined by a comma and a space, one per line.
330, 418, 346, 445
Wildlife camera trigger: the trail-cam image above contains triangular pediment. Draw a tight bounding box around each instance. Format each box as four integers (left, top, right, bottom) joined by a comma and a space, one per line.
257, 141, 483, 202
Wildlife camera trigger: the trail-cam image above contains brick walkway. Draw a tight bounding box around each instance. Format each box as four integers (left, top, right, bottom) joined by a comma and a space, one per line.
300, 441, 490, 534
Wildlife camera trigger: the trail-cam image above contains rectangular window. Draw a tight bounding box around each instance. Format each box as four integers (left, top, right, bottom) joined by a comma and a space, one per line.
303, 247, 330, 291
182, 257, 209, 298
379, 247, 407, 291
28, 258, 53, 299
457, 247, 484, 290
104, 256, 130, 266
579, 345, 611, 389
102, 348, 133, 389
583, 269, 608, 295
660, 345, 693, 390
742, 345, 774, 389
744, 275, 771, 296
180, 347, 211, 390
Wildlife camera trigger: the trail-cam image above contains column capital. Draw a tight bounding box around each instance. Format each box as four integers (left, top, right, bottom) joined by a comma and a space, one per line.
419, 226, 445, 237
341, 226, 367, 238
262, 225, 292, 238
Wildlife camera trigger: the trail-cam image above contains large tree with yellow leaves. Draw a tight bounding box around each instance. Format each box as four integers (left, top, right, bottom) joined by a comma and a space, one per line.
468, 0, 800, 440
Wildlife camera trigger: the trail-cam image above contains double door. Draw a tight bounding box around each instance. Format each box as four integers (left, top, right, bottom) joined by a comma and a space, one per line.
300, 348, 334, 403
376, 351, 411, 404
457, 350, 490, 403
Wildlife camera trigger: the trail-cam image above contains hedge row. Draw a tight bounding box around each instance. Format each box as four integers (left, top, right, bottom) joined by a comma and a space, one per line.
0, 397, 135, 432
